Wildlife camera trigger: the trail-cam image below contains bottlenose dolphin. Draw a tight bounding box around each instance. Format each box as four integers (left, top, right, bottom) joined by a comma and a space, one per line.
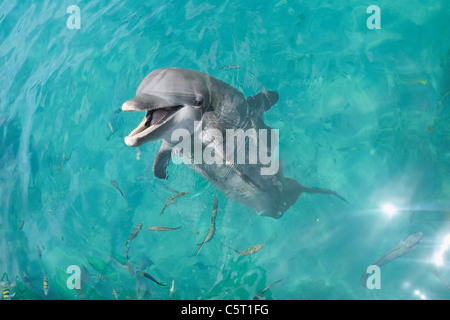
359, 231, 423, 287
122, 68, 346, 218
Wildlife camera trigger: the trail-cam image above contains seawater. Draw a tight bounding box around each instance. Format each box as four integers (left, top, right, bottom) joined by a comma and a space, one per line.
0, 0, 449, 300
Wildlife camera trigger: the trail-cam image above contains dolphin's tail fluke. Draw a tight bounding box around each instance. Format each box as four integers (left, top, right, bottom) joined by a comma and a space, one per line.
277, 178, 348, 218
299, 184, 349, 203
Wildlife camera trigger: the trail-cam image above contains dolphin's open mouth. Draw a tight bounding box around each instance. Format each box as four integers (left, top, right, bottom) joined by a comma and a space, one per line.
123, 105, 183, 146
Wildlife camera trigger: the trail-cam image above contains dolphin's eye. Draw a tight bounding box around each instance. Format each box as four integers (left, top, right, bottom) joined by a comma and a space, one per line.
195, 99, 203, 106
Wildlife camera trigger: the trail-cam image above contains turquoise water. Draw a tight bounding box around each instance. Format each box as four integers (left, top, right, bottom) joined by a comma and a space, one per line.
1, 0, 449, 300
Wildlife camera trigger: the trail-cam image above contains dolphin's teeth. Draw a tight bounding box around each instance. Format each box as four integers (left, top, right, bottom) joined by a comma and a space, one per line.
124, 105, 184, 147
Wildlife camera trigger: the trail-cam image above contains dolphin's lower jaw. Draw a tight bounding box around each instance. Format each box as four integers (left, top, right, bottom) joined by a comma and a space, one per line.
122, 103, 183, 147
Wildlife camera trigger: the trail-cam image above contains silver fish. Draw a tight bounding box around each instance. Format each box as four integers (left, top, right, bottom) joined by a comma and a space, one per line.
227, 243, 265, 256
125, 222, 143, 247
160, 192, 188, 215
359, 231, 423, 286
43, 273, 49, 296
148, 226, 181, 231
55, 152, 72, 172
111, 180, 126, 200
218, 64, 241, 70
2, 286, 15, 300
253, 279, 282, 300
138, 271, 166, 287
196, 197, 218, 255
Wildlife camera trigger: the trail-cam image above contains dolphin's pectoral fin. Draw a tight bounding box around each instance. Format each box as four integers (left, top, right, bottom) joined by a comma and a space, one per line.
299, 184, 349, 203
153, 141, 173, 179
246, 90, 279, 112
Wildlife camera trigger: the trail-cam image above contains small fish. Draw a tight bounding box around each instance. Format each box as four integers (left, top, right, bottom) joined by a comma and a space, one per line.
112, 287, 119, 300
359, 231, 423, 287
218, 64, 241, 70
55, 152, 72, 172
106, 122, 115, 140
438, 91, 450, 107
227, 243, 265, 256
18, 220, 24, 231
148, 226, 181, 231
125, 247, 134, 276
106, 108, 123, 141
373, 231, 423, 267
336, 146, 362, 153
169, 280, 175, 299
110, 180, 126, 200
43, 274, 49, 296
196, 197, 218, 255
400, 77, 428, 86
138, 271, 167, 287
135, 147, 141, 160
37, 245, 42, 259
125, 222, 143, 247
96, 274, 110, 281
238, 187, 252, 193
160, 192, 188, 215
2, 287, 15, 300
253, 279, 282, 300
111, 256, 129, 270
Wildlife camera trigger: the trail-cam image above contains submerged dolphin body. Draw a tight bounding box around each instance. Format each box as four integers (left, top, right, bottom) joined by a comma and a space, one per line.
122, 68, 346, 218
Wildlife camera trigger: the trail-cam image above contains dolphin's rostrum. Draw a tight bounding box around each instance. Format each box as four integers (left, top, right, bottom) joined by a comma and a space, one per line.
122, 68, 346, 218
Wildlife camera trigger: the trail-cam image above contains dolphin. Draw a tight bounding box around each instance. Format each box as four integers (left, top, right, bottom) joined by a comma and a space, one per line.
122, 68, 346, 219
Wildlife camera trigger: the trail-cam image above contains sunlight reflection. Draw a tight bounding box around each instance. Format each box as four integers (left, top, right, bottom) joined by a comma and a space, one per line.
433, 234, 450, 266
413, 289, 427, 300
381, 203, 398, 217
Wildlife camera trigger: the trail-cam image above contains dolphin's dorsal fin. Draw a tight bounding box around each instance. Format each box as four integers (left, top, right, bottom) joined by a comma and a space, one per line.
246, 90, 279, 112
153, 141, 174, 179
